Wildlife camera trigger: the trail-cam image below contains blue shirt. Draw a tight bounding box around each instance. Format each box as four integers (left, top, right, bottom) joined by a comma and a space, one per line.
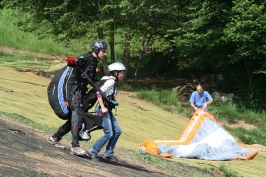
189, 91, 213, 109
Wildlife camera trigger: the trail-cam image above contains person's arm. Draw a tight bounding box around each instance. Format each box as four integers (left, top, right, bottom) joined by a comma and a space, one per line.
65, 56, 78, 67
96, 92, 108, 114
190, 102, 197, 110
96, 79, 115, 114
203, 99, 213, 109
189, 92, 197, 110
203, 92, 213, 109
207, 99, 213, 104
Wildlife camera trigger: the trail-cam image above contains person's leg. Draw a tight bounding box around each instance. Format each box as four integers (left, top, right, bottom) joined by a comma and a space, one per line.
53, 118, 71, 139
70, 90, 86, 155
71, 111, 81, 147
89, 112, 113, 156
104, 114, 122, 157
48, 116, 71, 148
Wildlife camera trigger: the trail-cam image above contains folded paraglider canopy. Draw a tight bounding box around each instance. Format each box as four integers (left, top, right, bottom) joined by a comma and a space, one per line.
139, 109, 266, 160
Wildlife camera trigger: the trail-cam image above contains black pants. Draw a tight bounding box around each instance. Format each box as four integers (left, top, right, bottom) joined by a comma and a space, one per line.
53, 90, 84, 147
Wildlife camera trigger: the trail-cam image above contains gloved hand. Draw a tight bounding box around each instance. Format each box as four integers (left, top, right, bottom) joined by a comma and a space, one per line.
65, 56, 78, 65
96, 66, 100, 73
94, 77, 99, 82
81, 73, 89, 80
109, 100, 119, 106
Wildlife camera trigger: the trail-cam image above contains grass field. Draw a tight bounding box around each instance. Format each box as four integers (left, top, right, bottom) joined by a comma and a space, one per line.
1, 65, 266, 177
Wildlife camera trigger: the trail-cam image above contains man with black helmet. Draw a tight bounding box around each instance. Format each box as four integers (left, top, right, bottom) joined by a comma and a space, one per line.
48, 39, 108, 156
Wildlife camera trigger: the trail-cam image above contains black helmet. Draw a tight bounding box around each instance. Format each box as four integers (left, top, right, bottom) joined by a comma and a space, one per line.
91, 39, 108, 54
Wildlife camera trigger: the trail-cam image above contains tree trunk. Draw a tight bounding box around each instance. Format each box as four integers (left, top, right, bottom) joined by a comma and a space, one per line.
150, 46, 176, 76
97, 27, 108, 74
134, 32, 151, 86
97, 28, 104, 39
94, 0, 103, 39
109, 21, 115, 63
244, 58, 253, 92
93, 0, 107, 73
134, 48, 145, 87
122, 48, 130, 81
122, 33, 131, 81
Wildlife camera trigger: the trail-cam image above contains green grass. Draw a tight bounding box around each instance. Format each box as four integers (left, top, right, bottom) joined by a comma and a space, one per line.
0, 50, 52, 71
136, 86, 181, 109
218, 163, 238, 177
210, 103, 240, 123
0, 9, 73, 56
0, 111, 59, 136
0, 8, 130, 63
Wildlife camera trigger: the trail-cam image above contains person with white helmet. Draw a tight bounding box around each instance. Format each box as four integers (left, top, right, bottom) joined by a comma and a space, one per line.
47, 39, 108, 156
88, 62, 126, 162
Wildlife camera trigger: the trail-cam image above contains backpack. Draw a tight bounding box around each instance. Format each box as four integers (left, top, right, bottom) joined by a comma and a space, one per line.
83, 78, 113, 112
47, 65, 111, 119
47, 66, 76, 120
78, 112, 103, 140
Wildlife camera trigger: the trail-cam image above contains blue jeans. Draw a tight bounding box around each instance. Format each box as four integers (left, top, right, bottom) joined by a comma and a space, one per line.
89, 105, 122, 157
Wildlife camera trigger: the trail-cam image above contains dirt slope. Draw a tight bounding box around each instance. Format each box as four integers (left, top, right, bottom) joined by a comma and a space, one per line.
0, 115, 174, 177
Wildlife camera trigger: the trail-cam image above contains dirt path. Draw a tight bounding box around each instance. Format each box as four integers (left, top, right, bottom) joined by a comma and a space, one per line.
0, 115, 178, 177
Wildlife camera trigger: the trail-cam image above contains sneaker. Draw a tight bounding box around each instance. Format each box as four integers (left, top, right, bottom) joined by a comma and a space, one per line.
102, 155, 118, 162
70, 147, 86, 156
47, 136, 65, 149
87, 152, 101, 162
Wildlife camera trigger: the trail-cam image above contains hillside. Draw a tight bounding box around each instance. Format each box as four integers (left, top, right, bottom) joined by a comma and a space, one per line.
0, 65, 216, 177
0, 61, 265, 176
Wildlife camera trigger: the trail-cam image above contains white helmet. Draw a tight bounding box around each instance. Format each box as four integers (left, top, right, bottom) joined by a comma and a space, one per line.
108, 62, 126, 72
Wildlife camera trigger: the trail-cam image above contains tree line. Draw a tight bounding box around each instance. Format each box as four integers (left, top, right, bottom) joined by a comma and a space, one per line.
2, 0, 266, 110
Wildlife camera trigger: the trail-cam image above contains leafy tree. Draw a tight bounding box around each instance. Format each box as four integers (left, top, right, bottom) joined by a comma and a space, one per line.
2, 0, 266, 109
167, 0, 233, 69
2, 0, 117, 69
117, 0, 179, 85
223, 0, 266, 108
169, 0, 266, 108
3, 0, 98, 39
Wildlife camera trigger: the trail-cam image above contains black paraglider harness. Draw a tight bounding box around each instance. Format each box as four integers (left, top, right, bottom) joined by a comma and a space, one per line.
73, 63, 118, 140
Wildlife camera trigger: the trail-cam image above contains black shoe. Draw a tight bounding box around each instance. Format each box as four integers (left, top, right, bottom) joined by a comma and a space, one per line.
88, 153, 100, 162
102, 156, 118, 162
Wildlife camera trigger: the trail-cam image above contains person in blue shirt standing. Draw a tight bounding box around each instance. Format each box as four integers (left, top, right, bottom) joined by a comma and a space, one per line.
189, 83, 213, 117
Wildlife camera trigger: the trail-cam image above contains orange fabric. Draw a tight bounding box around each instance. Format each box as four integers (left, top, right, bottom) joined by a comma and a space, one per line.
232, 151, 258, 160
238, 143, 266, 151
139, 140, 172, 158
143, 140, 159, 155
